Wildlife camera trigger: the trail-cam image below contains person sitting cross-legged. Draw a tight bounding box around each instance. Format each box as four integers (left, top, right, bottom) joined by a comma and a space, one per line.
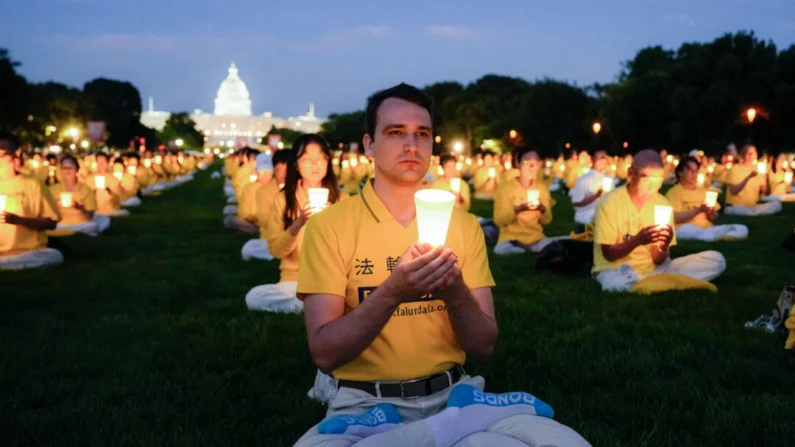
493, 145, 567, 255
593, 149, 726, 293
293, 83, 591, 447
245, 134, 348, 313
0, 131, 63, 270
48, 155, 110, 237
666, 156, 748, 242
724, 144, 782, 216
762, 153, 795, 202
225, 152, 273, 234
86, 152, 129, 218
241, 149, 290, 261
569, 150, 615, 226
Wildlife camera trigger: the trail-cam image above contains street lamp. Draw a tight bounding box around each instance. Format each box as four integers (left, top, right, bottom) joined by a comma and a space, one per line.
592, 122, 602, 135
68, 127, 79, 139
746, 108, 757, 142
509, 129, 517, 139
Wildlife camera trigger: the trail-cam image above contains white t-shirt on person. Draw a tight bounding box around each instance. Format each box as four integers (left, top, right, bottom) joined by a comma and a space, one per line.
569, 169, 614, 224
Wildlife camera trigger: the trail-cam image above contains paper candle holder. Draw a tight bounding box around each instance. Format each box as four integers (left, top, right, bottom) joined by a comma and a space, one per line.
342, 160, 350, 169
504, 162, 511, 170
60, 192, 74, 208
785, 172, 793, 184
350, 158, 358, 168
143, 159, 152, 168
128, 166, 137, 175
437, 166, 444, 176
704, 191, 718, 208
249, 174, 258, 183
94, 176, 106, 189
0, 195, 6, 212
697, 173, 705, 186
488, 167, 496, 178
654, 205, 673, 226
415, 189, 456, 247
526, 189, 540, 205
602, 177, 613, 192
757, 163, 767, 175
450, 178, 462, 193
308, 188, 329, 209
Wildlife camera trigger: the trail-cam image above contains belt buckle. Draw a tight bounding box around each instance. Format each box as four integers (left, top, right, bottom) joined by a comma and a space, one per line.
399, 376, 425, 399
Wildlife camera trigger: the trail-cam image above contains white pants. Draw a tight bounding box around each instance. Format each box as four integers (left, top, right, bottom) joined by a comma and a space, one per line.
725, 201, 782, 216
762, 193, 795, 203
241, 239, 274, 261
222, 205, 238, 216
224, 185, 235, 197
210, 171, 222, 179
226, 196, 237, 204
473, 193, 494, 201
307, 370, 339, 405
0, 248, 63, 271
56, 215, 111, 236
98, 209, 130, 218
676, 224, 749, 242
549, 182, 560, 192
245, 281, 302, 313
595, 251, 726, 292
121, 197, 142, 207
176, 174, 193, 184
493, 236, 568, 255
295, 375, 591, 447
573, 210, 595, 226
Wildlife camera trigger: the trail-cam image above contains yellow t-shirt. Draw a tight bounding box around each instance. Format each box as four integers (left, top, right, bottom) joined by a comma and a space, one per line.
726, 164, 764, 207
430, 179, 471, 212
297, 180, 495, 381
665, 184, 721, 229
233, 164, 255, 199
119, 173, 140, 201
0, 175, 61, 255
238, 181, 262, 223
493, 178, 552, 245
768, 171, 791, 196
267, 185, 348, 282
592, 186, 677, 275
86, 174, 122, 215
255, 180, 281, 240
48, 182, 97, 226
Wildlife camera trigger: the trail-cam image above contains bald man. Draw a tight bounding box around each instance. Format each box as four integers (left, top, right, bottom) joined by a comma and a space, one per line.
592, 150, 726, 292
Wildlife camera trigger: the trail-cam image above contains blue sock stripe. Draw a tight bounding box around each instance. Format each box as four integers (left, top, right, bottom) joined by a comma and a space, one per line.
318, 403, 401, 435
447, 384, 555, 418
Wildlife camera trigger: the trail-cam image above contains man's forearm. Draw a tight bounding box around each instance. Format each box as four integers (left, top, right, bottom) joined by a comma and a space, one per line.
311, 288, 399, 374
441, 283, 498, 359
602, 237, 639, 262
19, 217, 57, 231
650, 245, 670, 265
573, 192, 600, 208
674, 209, 700, 225
729, 179, 749, 195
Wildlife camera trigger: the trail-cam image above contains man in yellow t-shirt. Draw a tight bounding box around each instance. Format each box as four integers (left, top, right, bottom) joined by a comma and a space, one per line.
225, 152, 272, 234
667, 156, 748, 242
725, 145, 782, 216
86, 153, 128, 217
472, 151, 500, 199
242, 149, 290, 261
430, 154, 471, 211
294, 84, 590, 447
592, 150, 726, 292
0, 132, 63, 270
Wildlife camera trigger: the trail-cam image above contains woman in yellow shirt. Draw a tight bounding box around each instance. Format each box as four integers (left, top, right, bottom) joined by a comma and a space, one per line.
764, 153, 795, 202
493, 145, 566, 255
725, 145, 781, 216
48, 155, 111, 236
245, 134, 346, 313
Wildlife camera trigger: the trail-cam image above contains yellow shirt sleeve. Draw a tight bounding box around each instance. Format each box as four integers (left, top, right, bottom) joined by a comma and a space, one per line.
296, 214, 348, 300
266, 192, 299, 259
593, 195, 617, 246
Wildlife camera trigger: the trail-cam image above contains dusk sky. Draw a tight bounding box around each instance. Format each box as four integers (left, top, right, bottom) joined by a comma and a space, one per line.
5, 0, 794, 118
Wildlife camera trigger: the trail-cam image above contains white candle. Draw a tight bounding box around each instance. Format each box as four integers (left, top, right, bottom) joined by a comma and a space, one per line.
60, 192, 74, 208
602, 177, 613, 192
0, 195, 6, 212
113, 172, 123, 181
697, 173, 705, 186
249, 174, 258, 183
437, 166, 444, 176
415, 189, 456, 247
757, 163, 767, 175
450, 178, 462, 193
128, 166, 137, 175
342, 160, 349, 169
704, 191, 718, 208
504, 161, 511, 170
488, 167, 496, 178
465, 158, 472, 166
785, 172, 793, 184
308, 188, 329, 210
94, 176, 106, 189
559, 164, 566, 172
143, 159, 152, 168
526, 189, 540, 205
707, 165, 714, 173
654, 205, 673, 226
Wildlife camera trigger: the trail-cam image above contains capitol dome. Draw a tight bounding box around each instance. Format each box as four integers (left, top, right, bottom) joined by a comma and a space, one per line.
214, 62, 253, 116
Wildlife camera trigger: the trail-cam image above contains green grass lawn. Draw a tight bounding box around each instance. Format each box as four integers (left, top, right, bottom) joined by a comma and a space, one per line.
2, 169, 794, 446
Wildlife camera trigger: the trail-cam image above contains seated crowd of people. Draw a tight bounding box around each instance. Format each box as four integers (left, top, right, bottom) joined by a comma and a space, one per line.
0, 130, 205, 270
216, 83, 793, 446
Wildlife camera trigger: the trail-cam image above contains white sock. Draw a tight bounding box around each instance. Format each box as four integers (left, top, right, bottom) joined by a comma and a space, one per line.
425, 384, 554, 447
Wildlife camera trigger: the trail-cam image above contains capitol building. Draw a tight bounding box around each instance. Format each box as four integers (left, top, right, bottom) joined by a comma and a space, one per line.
141, 62, 326, 148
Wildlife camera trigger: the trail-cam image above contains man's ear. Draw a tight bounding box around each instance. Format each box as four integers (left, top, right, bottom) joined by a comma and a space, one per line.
363, 134, 374, 157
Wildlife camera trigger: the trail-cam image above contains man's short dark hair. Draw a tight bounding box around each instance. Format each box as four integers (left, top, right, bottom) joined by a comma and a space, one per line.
0, 130, 20, 155
512, 145, 540, 167
95, 152, 110, 161
365, 83, 433, 140
675, 156, 699, 182
272, 149, 291, 167
439, 154, 456, 166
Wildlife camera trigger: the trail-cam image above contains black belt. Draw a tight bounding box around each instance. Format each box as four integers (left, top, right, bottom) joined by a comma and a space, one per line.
337, 365, 465, 399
